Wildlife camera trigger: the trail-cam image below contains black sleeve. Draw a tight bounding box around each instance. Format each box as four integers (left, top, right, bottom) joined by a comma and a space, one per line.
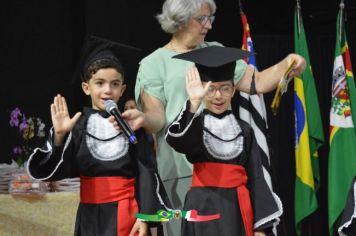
27, 124, 81, 181
241, 121, 282, 232
134, 129, 172, 226
165, 100, 203, 155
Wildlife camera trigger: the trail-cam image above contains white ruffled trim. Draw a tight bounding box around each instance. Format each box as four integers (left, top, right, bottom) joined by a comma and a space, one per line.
86, 113, 128, 161
26, 127, 72, 181
254, 192, 283, 235
203, 114, 243, 160
154, 173, 173, 211
338, 181, 356, 236
165, 100, 203, 139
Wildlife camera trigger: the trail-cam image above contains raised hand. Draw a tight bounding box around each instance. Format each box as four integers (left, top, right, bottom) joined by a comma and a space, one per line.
50, 94, 81, 145
186, 66, 209, 101
185, 66, 211, 112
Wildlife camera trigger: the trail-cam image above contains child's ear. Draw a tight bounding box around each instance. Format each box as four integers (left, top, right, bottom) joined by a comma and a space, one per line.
81, 82, 90, 95
232, 87, 236, 97
120, 84, 127, 96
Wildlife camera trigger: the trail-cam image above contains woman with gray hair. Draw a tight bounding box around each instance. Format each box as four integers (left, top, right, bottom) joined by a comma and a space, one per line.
118, 0, 306, 235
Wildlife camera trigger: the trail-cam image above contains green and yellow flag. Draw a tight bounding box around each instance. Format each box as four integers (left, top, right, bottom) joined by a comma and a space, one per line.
328, 5, 356, 235
293, 5, 325, 235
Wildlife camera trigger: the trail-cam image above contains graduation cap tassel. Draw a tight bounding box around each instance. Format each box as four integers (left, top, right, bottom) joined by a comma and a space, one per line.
271, 61, 296, 116
249, 68, 257, 95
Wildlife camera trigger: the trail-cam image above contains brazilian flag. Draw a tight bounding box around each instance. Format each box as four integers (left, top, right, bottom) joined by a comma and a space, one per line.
293, 5, 325, 236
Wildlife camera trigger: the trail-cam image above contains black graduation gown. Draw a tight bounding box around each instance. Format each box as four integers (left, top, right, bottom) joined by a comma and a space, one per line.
27, 107, 170, 236
165, 101, 283, 236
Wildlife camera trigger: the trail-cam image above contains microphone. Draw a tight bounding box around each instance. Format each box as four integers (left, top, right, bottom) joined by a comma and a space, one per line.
104, 100, 138, 144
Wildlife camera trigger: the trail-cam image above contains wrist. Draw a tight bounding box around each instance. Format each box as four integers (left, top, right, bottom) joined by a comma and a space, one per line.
189, 99, 201, 113
54, 131, 66, 137
53, 133, 66, 146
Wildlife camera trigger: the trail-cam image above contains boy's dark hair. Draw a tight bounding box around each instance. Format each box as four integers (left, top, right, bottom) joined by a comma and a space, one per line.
73, 35, 141, 86
83, 58, 125, 82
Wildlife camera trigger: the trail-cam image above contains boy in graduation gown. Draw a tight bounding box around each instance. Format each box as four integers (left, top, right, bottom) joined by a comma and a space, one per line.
26, 35, 171, 236
165, 46, 283, 236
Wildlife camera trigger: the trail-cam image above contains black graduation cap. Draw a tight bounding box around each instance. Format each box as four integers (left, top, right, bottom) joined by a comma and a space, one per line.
172, 46, 254, 82
72, 35, 141, 87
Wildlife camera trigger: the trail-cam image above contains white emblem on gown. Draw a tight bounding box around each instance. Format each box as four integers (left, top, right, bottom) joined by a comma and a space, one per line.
203, 113, 243, 160
86, 113, 129, 161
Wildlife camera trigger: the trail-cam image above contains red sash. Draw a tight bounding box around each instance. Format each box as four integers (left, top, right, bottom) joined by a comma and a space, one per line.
80, 176, 138, 236
192, 163, 253, 236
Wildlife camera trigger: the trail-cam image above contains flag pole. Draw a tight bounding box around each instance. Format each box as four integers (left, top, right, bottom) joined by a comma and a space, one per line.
339, 0, 345, 42
296, 0, 301, 35
238, 0, 244, 13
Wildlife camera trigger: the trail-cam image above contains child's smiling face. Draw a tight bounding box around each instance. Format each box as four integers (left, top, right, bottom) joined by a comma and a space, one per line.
82, 68, 126, 111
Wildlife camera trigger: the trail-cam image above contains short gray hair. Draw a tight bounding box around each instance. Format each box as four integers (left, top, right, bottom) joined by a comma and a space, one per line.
156, 0, 216, 34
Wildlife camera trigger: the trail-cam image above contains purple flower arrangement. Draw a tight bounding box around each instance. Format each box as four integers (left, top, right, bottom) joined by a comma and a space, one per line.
9, 108, 46, 167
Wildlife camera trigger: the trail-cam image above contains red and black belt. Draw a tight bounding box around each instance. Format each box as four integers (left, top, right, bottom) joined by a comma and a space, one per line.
192, 162, 254, 236
80, 176, 138, 236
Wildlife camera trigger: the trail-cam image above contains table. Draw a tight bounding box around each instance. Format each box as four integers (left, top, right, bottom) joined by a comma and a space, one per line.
0, 192, 79, 236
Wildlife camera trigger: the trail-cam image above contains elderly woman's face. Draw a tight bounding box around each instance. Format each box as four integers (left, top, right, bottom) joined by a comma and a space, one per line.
182, 3, 213, 46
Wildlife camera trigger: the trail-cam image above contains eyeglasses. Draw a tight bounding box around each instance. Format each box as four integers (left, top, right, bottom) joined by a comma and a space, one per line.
206, 84, 234, 98
193, 15, 215, 26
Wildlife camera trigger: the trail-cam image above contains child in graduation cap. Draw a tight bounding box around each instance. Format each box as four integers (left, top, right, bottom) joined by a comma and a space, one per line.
26, 35, 171, 236
165, 46, 283, 236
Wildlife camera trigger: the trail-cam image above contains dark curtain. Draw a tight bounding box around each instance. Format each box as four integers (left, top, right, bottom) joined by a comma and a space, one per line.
0, 0, 81, 164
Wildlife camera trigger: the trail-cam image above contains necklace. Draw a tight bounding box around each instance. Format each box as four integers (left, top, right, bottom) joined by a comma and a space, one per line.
169, 40, 192, 53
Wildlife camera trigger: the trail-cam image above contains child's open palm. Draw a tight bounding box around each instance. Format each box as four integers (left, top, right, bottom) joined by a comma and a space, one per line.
51, 94, 81, 138
185, 66, 211, 102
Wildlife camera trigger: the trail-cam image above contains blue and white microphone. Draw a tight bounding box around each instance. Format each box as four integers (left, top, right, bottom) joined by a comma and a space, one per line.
104, 100, 138, 144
